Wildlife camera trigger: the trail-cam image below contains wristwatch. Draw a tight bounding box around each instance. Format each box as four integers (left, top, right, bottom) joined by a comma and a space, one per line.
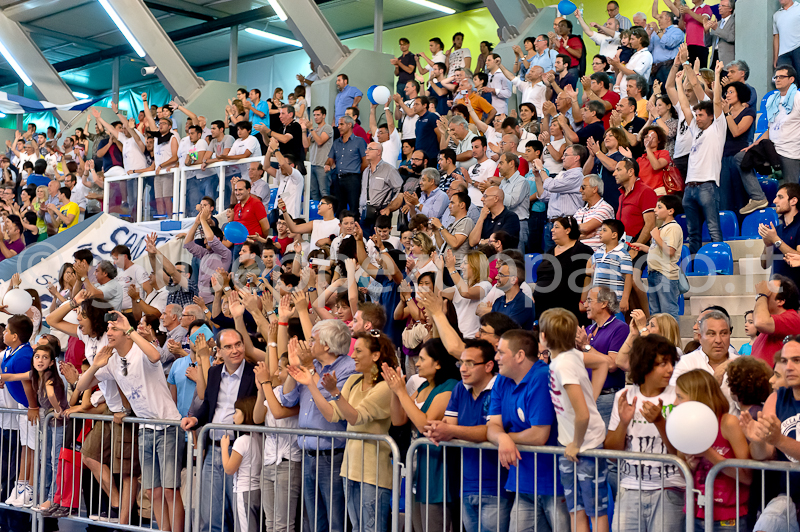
756, 293, 769, 302
640, 327, 648, 334
582, 344, 591, 352
80, 276, 86, 282
135, 298, 142, 304
775, 240, 783, 248
223, 286, 231, 293
331, 391, 341, 401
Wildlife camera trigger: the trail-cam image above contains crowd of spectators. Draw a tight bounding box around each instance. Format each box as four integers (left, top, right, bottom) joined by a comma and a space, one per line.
2, 1, 800, 532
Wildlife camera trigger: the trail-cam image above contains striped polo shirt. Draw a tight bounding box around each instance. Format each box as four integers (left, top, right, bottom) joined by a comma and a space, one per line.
591, 242, 633, 299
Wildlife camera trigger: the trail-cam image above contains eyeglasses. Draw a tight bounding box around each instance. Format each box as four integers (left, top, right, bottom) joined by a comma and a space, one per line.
457, 360, 488, 369
774, 75, 791, 80
482, 193, 499, 199
496, 272, 511, 279
585, 297, 595, 304
784, 335, 800, 344
366, 147, 381, 151
369, 329, 381, 337
120, 356, 128, 377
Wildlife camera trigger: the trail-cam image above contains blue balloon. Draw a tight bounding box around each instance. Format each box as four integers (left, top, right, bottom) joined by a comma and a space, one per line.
224, 221, 248, 244
367, 85, 378, 105
558, 0, 576, 15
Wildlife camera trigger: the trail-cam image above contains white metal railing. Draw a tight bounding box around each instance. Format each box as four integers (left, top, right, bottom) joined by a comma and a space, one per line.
103, 156, 312, 223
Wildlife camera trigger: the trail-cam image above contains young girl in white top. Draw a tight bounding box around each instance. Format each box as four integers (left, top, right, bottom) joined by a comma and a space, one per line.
221, 395, 262, 532
440, 250, 492, 338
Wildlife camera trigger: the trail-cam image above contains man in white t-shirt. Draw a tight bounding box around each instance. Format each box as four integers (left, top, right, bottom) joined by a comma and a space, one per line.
216, 121, 262, 205
445, 32, 471, 78
179, 125, 214, 216
576, 10, 620, 59
76, 312, 184, 532
394, 81, 420, 141
416, 37, 447, 79
465, 136, 497, 207
64, 172, 86, 218
677, 60, 727, 255
279, 194, 340, 253
111, 244, 150, 316
497, 60, 547, 118
369, 103, 401, 168
264, 137, 303, 218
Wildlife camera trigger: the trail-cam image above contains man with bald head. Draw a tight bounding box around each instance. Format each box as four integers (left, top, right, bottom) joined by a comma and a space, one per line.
360, 141, 402, 236
469, 185, 520, 246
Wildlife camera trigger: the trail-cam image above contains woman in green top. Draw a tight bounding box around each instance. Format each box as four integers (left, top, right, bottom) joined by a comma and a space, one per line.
383, 338, 461, 532
32, 185, 49, 241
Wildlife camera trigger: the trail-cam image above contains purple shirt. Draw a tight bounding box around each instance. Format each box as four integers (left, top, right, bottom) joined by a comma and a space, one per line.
587, 315, 629, 390
0, 238, 25, 261
184, 237, 232, 304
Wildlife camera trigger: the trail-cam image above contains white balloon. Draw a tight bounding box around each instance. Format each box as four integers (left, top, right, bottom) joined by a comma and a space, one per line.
665, 401, 719, 455
3, 289, 32, 315
372, 86, 391, 105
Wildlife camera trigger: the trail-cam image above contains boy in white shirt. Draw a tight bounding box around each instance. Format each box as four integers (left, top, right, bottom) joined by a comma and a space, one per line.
604, 334, 684, 531
540, 308, 609, 532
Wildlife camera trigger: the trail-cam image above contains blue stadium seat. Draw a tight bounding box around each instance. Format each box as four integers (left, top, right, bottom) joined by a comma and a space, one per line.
676, 214, 688, 241
688, 242, 734, 276
739, 209, 779, 239
760, 177, 779, 204
308, 200, 322, 221
702, 211, 739, 241
680, 244, 691, 274
267, 186, 278, 211
760, 90, 777, 114
755, 90, 776, 137
525, 253, 542, 284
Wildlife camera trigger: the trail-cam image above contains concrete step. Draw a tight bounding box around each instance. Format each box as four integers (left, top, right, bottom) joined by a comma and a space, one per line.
685, 273, 770, 297
679, 314, 747, 338
723, 239, 765, 261
737, 257, 771, 276
689, 295, 755, 316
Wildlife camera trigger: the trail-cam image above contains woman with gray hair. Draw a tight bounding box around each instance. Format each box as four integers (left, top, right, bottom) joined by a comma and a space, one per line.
288, 327, 398, 532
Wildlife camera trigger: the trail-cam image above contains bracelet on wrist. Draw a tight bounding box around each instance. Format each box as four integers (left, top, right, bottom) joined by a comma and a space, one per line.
278, 321, 289, 327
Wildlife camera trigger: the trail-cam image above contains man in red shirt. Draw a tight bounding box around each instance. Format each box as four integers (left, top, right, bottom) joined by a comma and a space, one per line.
752, 276, 800, 365
581, 72, 620, 129
345, 107, 372, 144
614, 159, 657, 244
231, 179, 270, 237
556, 19, 583, 75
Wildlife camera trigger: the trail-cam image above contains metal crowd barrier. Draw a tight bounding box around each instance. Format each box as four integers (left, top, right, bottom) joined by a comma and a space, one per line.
193, 423, 402, 532
0, 406, 41, 530
35, 411, 192, 532
704, 458, 800, 532
12, 405, 799, 532
103, 156, 312, 223
405, 439, 696, 532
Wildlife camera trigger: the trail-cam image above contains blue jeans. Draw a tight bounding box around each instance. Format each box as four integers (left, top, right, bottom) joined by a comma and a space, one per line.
559, 455, 608, 516
682, 181, 721, 255
462, 493, 512, 532
187, 175, 221, 215
518, 219, 530, 254
44, 423, 64, 501
310, 165, 329, 201
508, 492, 571, 532
615, 487, 686, 532
733, 151, 767, 202
138, 426, 183, 490
344, 479, 391, 532
779, 47, 800, 84
303, 451, 346, 532
200, 445, 235, 532
648, 270, 680, 320
543, 221, 555, 252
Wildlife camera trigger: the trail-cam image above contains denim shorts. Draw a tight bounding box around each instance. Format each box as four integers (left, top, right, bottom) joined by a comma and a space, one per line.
138, 426, 183, 491
558, 454, 608, 516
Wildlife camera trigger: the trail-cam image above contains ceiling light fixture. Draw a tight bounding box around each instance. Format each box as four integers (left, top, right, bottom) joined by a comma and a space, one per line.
267, 0, 288, 21
405, 0, 455, 14
0, 41, 31, 86
98, 0, 146, 58
244, 28, 301, 47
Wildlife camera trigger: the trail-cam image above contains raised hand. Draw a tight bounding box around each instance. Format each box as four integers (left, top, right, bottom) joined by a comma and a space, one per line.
381, 363, 406, 395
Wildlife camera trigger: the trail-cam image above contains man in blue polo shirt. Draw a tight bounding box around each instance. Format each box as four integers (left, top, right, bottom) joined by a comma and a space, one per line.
333, 74, 362, 127
487, 329, 570, 532
491, 259, 534, 329
0, 315, 35, 507
413, 95, 441, 163
424, 339, 509, 532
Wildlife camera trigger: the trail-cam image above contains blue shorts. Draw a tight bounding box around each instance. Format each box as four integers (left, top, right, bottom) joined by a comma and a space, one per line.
558, 454, 608, 516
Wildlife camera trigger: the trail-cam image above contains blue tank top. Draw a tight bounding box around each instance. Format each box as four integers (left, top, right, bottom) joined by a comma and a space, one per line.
773, 388, 800, 493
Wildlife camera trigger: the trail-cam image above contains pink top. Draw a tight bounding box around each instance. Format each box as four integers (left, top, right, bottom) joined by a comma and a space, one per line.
693, 424, 749, 521
684, 5, 712, 47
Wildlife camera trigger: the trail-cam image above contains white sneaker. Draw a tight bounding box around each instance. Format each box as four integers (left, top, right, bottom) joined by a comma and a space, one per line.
5, 481, 24, 507
21, 484, 32, 508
